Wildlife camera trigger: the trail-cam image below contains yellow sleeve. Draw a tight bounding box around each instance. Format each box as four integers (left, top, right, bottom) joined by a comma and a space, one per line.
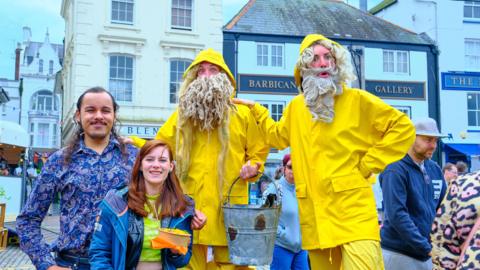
358, 93, 415, 178
251, 102, 290, 150
155, 110, 178, 152
243, 108, 269, 180
130, 135, 147, 148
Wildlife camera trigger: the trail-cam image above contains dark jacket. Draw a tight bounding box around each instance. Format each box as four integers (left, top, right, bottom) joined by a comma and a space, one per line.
380, 154, 446, 261
89, 186, 194, 270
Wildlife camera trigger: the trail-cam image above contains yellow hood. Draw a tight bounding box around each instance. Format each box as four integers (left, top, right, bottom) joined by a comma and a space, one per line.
183, 48, 236, 89
294, 34, 342, 88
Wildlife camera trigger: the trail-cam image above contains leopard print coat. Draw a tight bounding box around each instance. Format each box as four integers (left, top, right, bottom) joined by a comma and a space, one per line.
431, 172, 480, 270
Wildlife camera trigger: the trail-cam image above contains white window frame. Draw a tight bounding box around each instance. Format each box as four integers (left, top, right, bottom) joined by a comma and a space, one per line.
171, 0, 193, 31
467, 93, 480, 127
111, 0, 134, 25
259, 101, 286, 121
109, 54, 134, 102
383, 49, 409, 74
49, 60, 54, 75
256, 43, 284, 67
271, 45, 283, 67
37, 123, 50, 148
257, 44, 268, 66
39, 59, 44, 73
465, 39, 480, 70
464, 1, 480, 19
169, 58, 192, 104
31, 90, 57, 112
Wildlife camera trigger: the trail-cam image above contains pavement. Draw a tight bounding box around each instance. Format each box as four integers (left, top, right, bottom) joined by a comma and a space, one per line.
0, 213, 60, 269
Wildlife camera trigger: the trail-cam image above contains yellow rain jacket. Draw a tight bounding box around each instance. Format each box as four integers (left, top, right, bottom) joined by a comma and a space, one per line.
251, 34, 415, 250
132, 49, 268, 246
152, 107, 266, 246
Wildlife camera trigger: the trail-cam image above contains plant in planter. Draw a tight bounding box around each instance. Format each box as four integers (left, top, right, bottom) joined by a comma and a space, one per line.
0, 186, 9, 250
0, 187, 10, 202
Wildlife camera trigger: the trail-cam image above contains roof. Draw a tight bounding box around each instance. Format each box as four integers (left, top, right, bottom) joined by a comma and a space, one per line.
224, 0, 431, 45
24, 42, 64, 65
370, 0, 398, 15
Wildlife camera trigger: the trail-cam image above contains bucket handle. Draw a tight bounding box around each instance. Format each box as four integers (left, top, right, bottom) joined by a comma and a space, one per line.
224, 172, 278, 206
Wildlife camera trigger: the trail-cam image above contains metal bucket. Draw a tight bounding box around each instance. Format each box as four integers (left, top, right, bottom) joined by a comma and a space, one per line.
222, 176, 281, 266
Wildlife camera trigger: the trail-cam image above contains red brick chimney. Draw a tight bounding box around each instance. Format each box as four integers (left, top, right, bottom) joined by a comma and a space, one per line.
15, 43, 22, 80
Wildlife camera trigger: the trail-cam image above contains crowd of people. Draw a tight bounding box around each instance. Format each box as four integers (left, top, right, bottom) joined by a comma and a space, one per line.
13, 33, 480, 270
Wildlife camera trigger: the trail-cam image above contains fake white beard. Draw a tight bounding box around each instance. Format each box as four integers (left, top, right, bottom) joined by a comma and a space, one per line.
178, 73, 234, 131
301, 67, 342, 123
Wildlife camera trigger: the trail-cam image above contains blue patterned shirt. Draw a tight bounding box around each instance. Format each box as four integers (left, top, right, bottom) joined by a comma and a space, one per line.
16, 137, 138, 270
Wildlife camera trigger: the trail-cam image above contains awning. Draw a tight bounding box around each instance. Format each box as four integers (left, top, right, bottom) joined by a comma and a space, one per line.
444, 143, 480, 157
0, 120, 29, 148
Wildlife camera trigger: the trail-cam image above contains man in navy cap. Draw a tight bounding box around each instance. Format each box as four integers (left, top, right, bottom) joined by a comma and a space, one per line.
379, 117, 447, 270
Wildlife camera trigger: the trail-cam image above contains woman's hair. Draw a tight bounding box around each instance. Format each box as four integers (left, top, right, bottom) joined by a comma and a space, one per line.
442, 162, 456, 174
282, 154, 291, 167
128, 140, 189, 218
456, 161, 468, 174
63, 86, 126, 164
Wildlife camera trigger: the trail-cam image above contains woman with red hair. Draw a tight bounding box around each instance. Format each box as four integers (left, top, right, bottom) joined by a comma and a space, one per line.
90, 140, 195, 270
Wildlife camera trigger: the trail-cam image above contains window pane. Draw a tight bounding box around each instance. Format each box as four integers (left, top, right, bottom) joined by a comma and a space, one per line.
109, 55, 134, 101
468, 94, 476, 109
469, 111, 477, 126
39, 59, 44, 73
171, 0, 192, 29
474, 6, 480, 18
465, 5, 473, 17
112, 0, 134, 23
170, 59, 192, 103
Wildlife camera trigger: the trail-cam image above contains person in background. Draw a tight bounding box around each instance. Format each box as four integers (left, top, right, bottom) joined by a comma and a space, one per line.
442, 163, 458, 184
431, 170, 480, 269
270, 154, 309, 270
89, 140, 194, 269
0, 148, 9, 176
380, 118, 447, 270
455, 161, 468, 175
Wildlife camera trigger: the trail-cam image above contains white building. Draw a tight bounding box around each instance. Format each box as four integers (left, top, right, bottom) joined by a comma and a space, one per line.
0, 79, 20, 123
372, 0, 480, 170
60, 0, 223, 142
18, 28, 63, 153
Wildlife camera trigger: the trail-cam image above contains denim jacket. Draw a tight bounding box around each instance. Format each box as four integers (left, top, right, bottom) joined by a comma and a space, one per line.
89, 186, 194, 270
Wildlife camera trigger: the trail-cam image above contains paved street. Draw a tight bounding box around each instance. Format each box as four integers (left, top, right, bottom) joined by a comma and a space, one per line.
0, 215, 60, 269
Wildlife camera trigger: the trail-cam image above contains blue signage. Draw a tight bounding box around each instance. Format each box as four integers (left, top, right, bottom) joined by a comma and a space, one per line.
238, 74, 297, 94
442, 72, 480, 90
365, 80, 425, 100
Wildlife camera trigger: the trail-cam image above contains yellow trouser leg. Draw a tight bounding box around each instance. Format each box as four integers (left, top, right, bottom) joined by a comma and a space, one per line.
308, 240, 384, 270
181, 245, 252, 270
341, 240, 384, 270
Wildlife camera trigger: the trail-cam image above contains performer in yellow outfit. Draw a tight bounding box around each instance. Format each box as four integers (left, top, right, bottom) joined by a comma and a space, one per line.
237, 34, 416, 270
131, 49, 268, 270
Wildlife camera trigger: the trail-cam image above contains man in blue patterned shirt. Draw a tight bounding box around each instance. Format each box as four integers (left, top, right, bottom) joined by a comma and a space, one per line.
16, 87, 138, 270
